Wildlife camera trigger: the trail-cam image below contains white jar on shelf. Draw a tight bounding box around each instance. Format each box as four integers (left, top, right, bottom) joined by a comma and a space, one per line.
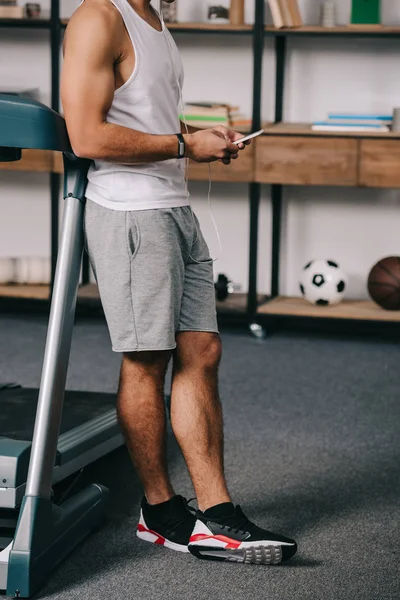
321, 1, 336, 28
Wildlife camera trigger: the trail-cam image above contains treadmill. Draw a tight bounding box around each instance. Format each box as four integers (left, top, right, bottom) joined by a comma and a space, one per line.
0, 95, 124, 598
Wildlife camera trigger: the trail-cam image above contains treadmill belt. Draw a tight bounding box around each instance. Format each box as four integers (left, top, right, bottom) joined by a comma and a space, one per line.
0, 387, 117, 441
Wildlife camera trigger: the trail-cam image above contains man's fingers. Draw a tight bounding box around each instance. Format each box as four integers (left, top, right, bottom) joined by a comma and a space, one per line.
221, 157, 231, 165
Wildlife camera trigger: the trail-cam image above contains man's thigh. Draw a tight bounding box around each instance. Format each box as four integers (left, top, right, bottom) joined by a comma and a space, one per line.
85, 201, 190, 352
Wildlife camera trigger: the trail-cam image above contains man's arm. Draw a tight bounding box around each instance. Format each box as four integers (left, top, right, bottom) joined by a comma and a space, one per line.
61, 7, 239, 164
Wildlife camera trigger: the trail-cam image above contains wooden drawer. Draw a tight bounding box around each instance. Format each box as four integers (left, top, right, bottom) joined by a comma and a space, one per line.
188, 143, 254, 183
359, 140, 400, 188
0, 149, 53, 173
255, 136, 358, 186
52, 151, 64, 174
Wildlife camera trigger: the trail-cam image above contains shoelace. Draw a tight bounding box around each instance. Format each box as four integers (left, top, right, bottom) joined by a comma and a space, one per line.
212, 507, 254, 536
162, 497, 197, 531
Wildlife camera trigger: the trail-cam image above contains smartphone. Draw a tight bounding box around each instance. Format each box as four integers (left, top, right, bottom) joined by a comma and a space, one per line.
233, 129, 264, 145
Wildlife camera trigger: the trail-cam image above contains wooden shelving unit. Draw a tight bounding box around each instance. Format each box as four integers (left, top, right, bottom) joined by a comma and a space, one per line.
4, 7, 400, 333
258, 297, 400, 323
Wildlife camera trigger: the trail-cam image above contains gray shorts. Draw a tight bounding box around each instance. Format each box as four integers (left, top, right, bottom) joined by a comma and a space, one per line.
83, 200, 218, 352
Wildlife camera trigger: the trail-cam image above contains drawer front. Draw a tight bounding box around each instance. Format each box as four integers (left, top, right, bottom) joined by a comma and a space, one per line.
360, 140, 400, 188
0, 150, 53, 173
255, 136, 358, 186
53, 151, 64, 174
188, 143, 254, 183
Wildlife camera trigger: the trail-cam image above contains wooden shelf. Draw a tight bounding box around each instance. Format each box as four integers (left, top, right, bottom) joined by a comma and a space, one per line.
0, 150, 54, 173
0, 284, 49, 300
262, 122, 400, 139
60, 19, 253, 34
258, 296, 400, 322
265, 25, 400, 37
0, 17, 50, 28
0, 284, 264, 317
76, 284, 262, 313
167, 22, 253, 34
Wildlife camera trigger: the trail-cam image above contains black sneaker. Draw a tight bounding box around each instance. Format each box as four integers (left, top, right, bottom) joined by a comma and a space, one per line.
137, 495, 196, 553
188, 502, 297, 565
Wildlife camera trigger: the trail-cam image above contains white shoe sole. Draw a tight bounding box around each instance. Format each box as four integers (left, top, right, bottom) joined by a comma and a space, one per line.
137, 527, 190, 553
189, 543, 284, 564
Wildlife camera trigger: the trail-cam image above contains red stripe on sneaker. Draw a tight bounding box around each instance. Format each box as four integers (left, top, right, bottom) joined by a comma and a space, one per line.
137, 523, 166, 546
190, 533, 241, 550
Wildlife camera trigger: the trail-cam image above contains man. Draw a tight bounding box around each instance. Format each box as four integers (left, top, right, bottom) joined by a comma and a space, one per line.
61, 0, 297, 565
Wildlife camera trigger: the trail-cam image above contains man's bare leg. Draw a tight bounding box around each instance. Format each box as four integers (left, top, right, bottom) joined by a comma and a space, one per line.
170, 332, 231, 512
116, 350, 174, 505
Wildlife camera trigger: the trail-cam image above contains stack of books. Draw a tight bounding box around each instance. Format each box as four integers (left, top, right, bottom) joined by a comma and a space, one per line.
0, 0, 23, 19
181, 103, 251, 131
312, 114, 392, 133
268, 0, 303, 29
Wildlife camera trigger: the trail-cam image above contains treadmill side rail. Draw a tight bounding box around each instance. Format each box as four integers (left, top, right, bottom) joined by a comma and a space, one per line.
57, 408, 120, 464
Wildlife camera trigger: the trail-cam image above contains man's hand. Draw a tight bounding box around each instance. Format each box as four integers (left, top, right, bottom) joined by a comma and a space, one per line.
212, 125, 252, 164
184, 129, 239, 164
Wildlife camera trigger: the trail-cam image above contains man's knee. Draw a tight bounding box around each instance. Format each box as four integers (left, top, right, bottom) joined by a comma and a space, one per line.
175, 333, 222, 372
122, 350, 171, 381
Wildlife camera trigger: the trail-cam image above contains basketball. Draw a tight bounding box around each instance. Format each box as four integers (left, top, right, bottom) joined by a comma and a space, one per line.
367, 256, 400, 310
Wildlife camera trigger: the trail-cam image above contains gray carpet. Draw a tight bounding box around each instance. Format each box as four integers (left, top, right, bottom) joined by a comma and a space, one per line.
0, 314, 399, 600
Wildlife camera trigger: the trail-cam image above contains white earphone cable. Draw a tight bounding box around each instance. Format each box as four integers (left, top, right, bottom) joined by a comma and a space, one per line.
160, 13, 222, 264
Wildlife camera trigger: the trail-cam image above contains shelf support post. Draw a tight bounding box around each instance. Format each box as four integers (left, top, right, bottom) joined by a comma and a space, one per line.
274, 35, 287, 122
271, 184, 283, 298
247, 0, 265, 319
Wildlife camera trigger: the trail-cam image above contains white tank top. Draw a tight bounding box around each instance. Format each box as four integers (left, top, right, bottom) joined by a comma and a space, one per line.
83, 0, 189, 211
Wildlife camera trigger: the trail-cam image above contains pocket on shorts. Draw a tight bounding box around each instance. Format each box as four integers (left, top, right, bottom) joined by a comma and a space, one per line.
125, 211, 141, 261
191, 213, 213, 265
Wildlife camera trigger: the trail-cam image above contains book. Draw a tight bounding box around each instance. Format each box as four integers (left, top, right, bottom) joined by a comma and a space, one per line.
312, 121, 389, 132
351, 0, 380, 25
184, 105, 230, 118
183, 115, 229, 123
0, 5, 23, 17
268, 0, 285, 29
328, 113, 392, 122
287, 0, 303, 27
278, 0, 292, 27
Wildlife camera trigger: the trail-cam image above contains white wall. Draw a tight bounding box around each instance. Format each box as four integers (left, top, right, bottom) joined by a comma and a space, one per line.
1, 0, 400, 298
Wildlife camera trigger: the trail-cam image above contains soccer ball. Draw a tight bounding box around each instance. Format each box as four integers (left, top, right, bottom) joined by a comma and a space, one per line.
300, 259, 347, 306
